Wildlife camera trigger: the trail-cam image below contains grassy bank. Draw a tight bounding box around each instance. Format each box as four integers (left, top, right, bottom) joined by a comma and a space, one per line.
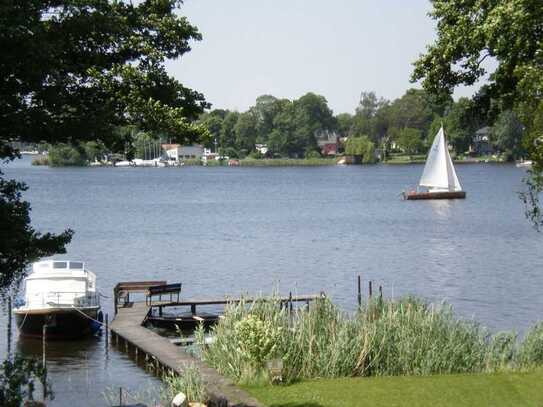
243, 370, 543, 407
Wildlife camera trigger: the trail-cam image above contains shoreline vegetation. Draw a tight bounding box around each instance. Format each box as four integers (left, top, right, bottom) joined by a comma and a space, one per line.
186, 295, 543, 405
195, 296, 543, 384
31, 155, 508, 167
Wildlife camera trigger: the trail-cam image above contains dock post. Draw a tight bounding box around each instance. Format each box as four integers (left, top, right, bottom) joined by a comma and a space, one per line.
379, 285, 383, 300
369, 281, 373, 299
42, 324, 47, 400
114, 286, 118, 315
357, 275, 362, 307
289, 292, 293, 314
191, 304, 196, 315
7, 296, 12, 358
105, 313, 109, 347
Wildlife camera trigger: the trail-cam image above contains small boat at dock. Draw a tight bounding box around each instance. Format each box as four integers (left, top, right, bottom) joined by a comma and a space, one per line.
403, 126, 466, 200
13, 260, 102, 339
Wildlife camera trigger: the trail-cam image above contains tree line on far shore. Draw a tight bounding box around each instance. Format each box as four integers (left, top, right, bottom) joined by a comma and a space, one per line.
33, 88, 526, 167
196, 89, 526, 162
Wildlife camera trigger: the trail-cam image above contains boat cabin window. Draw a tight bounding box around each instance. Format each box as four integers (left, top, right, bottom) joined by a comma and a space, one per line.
70, 262, 83, 269
53, 261, 68, 269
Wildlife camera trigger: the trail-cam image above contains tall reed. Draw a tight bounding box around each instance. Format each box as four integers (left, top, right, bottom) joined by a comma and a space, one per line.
197, 296, 542, 384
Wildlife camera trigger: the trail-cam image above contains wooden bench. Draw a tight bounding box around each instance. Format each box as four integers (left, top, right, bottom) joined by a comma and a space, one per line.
146, 283, 182, 306
113, 281, 167, 314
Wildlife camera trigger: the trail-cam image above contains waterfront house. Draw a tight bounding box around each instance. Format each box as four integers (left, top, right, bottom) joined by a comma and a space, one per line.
470, 127, 493, 155
163, 144, 204, 161
316, 130, 338, 156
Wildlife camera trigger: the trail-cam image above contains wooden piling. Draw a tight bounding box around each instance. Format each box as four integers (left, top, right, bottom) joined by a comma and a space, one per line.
369, 281, 373, 298
289, 292, 293, 313
357, 275, 362, 307
7, 296, 12, 358
105, 313, 109, 346
42, 324, 47, 400
379, 285, 383, 299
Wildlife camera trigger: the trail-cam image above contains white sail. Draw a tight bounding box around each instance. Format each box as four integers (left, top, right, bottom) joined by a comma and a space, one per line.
419, 126, 462, 192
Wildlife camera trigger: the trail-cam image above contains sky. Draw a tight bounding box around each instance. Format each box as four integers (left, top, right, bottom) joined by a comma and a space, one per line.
168, 0, 483, 115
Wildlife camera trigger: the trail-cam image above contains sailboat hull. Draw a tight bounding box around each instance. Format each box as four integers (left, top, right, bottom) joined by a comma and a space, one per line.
403, 191, 466, 200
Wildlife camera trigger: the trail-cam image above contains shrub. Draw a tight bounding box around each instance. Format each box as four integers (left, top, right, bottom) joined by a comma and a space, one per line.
47, 143, 87, 166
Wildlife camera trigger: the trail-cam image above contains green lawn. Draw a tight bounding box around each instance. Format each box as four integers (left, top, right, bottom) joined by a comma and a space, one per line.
243, 370, 543, 407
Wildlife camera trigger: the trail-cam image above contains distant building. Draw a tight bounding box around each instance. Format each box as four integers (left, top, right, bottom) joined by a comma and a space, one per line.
470, 127, 493, 155
316, 130, 338, 156
203, 148, 218, 161
162, 144, 204, 161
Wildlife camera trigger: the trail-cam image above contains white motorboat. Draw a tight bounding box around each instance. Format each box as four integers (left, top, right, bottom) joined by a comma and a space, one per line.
13, 260, 102, 338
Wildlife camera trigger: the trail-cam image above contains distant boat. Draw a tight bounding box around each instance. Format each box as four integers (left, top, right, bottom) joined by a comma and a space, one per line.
13, 260, 102, 339
403, 126, 466, 200
516, 160, 533, 168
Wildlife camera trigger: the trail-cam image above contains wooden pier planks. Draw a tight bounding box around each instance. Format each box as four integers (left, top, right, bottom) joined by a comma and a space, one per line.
110, 302, 263, 407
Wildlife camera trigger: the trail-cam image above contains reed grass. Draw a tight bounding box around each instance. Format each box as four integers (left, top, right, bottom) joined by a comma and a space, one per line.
197, 296, 543, 385
161, 364, 207, 404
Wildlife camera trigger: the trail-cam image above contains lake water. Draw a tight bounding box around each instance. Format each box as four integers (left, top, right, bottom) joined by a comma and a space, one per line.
2, 156, 543, 405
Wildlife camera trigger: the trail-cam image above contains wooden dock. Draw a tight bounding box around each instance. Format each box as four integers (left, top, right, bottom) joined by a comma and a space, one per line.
109, 281, 325, 407
110, 301, 264, 407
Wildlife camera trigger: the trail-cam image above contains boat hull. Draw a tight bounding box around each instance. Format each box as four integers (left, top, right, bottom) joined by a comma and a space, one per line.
403, 191, 466, 200
14, 308, 102, 339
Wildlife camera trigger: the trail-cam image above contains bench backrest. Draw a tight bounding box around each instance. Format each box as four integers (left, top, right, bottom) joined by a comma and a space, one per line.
148, 283, 182, 296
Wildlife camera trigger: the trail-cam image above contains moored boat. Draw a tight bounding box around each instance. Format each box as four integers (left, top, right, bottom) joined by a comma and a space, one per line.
13, 260, 102, 339
403, 126, 466, 200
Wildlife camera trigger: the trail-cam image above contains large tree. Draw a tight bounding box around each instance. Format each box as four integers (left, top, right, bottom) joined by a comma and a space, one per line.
0, 0, 209, 293
412, 0, 543, 227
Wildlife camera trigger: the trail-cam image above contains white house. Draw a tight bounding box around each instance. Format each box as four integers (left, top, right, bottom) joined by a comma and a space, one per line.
163, 144, 204, 161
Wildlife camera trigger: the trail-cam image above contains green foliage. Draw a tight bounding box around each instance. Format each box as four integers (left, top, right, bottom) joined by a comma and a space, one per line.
161, 366, 207, 404
199, 296, 543, 386
304, 150, 321, 159
396, 128, 425, 155
0, 355, 52, 407
490, 110, 525, 160
1, 0, 209, 150
82, 141, 108, 162
444, 98, 482, 154
336, 113, 354, 138
345, 136, 376, 163
47, 144, 87, 167
412, 0, 543, 111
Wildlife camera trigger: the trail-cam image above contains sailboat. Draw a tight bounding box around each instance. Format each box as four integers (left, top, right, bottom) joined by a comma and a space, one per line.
402, 126, 466, 200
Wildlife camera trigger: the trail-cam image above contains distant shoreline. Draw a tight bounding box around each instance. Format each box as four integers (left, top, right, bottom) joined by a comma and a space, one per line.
30, 155, 511, 168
